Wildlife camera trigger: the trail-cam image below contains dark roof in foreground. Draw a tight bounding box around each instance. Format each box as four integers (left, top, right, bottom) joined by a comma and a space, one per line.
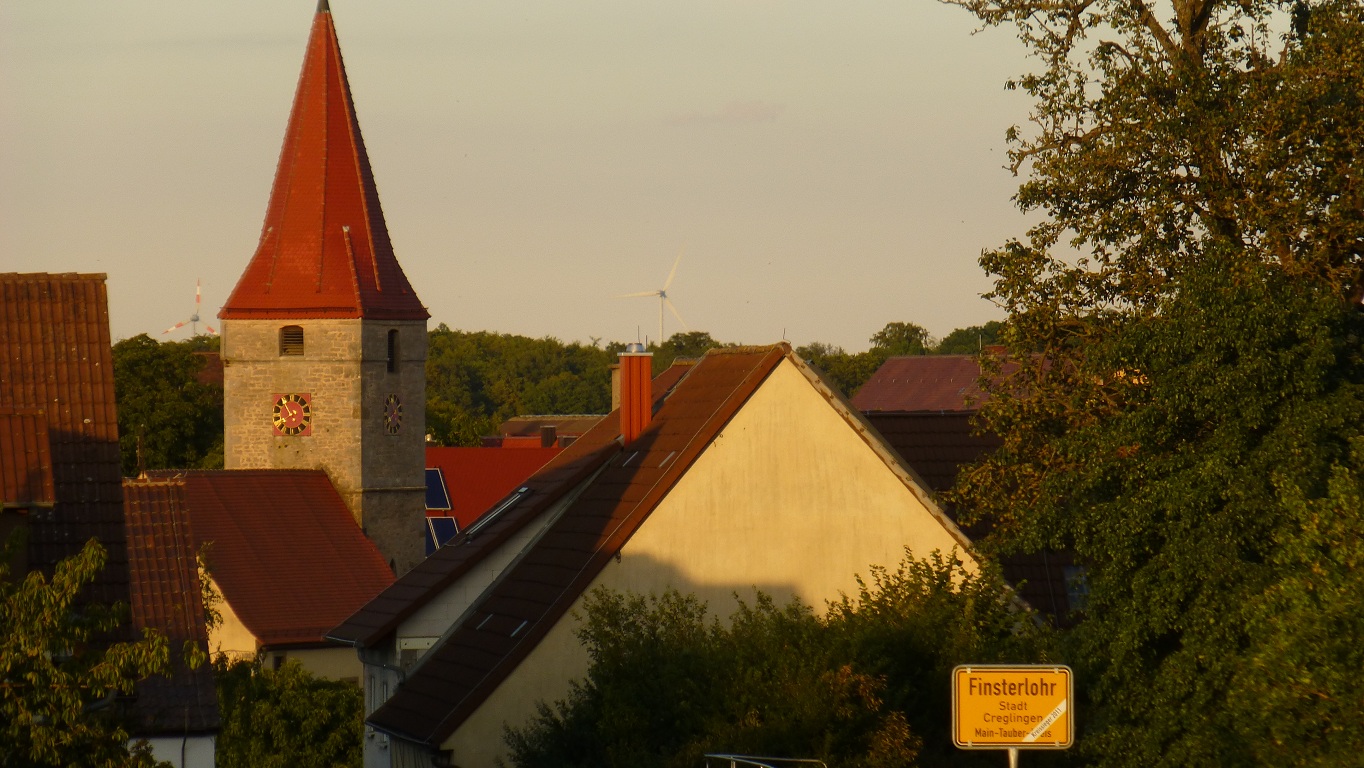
851, 355, 990, 413
0, 409, 55, 508
123, 479, 220, 734
146, 469, 395, 647
0, 273, 128, 604
362, 345, 843, 745
330, 360, 700, 649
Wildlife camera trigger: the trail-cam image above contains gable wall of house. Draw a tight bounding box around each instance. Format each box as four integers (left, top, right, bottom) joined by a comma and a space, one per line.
442, 358, 975, 768
222, 318, 426, 572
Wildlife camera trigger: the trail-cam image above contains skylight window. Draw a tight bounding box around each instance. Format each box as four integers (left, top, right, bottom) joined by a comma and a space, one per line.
463, 486, 532, 540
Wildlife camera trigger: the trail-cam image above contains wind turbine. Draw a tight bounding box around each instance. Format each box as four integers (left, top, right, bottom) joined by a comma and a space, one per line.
617, 249, 688, 344
163, 279, 218, 337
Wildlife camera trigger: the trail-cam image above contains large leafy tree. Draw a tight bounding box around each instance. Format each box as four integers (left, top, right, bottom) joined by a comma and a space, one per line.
1, 538, 170, 767
213, 657, 363, 768
112, 334, 223, 476
943, 0, 1364, 762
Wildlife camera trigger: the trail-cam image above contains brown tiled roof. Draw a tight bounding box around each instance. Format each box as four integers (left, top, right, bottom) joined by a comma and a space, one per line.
863, 411, 1073, 623
364, 346, 792, 745
146, 469, 395, 647
220, 5, 426, 321
0, 410, 55, 508
0, 273, 128, 604
330, 360, 699, 648
329, 414, 626, 647
864, 412, 1000, 494
851, 355, 990, 413
122, 479, 220, 735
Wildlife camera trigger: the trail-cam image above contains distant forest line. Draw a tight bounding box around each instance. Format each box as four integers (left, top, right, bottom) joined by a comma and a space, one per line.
110, 320, 1000, 474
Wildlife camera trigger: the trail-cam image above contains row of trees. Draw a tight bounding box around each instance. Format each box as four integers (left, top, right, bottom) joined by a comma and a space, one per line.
507, 554, 1053, 768
111, 319, 1000, 464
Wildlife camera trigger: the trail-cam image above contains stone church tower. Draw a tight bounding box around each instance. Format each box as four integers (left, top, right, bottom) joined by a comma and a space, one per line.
220, 1, 428, 574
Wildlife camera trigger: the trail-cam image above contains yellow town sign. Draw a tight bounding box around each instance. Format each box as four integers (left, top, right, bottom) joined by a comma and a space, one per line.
952, 665, 1073, 749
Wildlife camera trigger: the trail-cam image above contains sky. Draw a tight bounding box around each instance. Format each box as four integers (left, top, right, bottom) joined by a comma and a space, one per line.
1, 1, 1035, 352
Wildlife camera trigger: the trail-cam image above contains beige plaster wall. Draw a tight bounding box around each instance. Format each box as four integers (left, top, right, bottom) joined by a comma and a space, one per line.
264, 645, 363, 681
443, 358, 975, 768
222, 317, 427, 573
207, 576, 258, 660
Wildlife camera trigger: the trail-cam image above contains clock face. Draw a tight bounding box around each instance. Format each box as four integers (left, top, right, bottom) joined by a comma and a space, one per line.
383, 394, 402, 434
272, 393, 312, 436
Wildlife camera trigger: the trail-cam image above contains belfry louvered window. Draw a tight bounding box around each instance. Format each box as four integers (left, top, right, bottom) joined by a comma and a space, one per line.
279, 325, 305, 356
387, 329, 399, 372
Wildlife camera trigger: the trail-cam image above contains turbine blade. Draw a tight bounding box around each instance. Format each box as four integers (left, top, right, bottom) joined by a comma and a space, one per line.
663, 247, 683, 291
204, 324, 218, 335
163, 321, 187, 335
615, 290, 660, 299
665, 298, 688, 331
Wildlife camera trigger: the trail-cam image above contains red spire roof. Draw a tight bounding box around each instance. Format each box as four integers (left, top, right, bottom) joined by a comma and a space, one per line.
221, 4, 427, 321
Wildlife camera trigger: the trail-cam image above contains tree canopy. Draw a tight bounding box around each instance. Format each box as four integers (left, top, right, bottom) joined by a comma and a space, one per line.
213, 657, 363, 768
112, 334, 223, 476
505, 552, 1053, 768
1, 537, 170, 767
942, 0, 1364, 762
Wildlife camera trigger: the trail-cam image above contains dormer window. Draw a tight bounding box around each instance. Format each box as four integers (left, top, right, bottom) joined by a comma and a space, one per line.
279, 326, 305, 356
387, 329, 399, 373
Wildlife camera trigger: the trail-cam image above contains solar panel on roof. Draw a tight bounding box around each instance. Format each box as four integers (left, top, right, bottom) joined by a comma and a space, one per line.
425, 468, 452, 510
425, 516, 460, 556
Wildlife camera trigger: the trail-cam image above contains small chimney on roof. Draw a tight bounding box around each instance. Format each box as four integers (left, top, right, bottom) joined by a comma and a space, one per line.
619, 343, 652, 445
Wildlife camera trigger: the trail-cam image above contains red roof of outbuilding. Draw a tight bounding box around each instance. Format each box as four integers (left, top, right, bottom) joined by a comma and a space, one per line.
220, 4, 426, 321
426, 447, 562, 529
850, 355, 991, 413
146, 469, 395, 647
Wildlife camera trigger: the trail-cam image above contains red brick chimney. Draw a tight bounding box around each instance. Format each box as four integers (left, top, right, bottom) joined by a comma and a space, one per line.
619, 344, 652, 445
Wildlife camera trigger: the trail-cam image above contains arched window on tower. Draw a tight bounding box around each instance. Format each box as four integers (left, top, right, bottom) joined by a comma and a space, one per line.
279, 325, 305, 356
387, 329, 399, 373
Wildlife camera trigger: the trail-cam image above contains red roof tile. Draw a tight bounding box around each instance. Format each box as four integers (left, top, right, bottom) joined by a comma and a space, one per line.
426, 447, 562, 529
122, 479, 219, 734
147, 469, 395, 647
0, 273, 128, 604
0, 410, 55, 508
851, 355, 990, 413
364, 346, 787, 745
220, 5, 426, 321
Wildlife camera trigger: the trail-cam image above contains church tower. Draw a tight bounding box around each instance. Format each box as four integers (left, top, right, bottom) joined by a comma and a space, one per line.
220, 1, 428, 574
